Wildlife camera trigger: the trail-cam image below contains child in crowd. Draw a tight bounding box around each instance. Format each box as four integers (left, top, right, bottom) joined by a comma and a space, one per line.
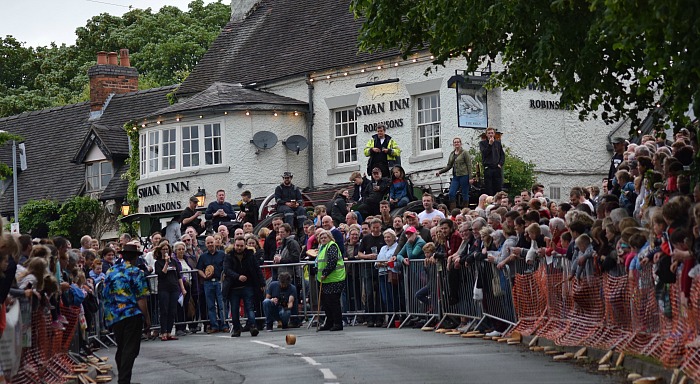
89, 259, 106, 285
570, 234, 594, 280
627, 232, 648, 282
313, 205, 327, 228
616, 170, 637, 215
389, 166, 410, 208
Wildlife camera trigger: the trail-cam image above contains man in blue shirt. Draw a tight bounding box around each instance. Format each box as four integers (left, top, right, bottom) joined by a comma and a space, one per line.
262, 272, 297, 331
103, 244, 151, 384
197, 236, 227, 333
205, 189, 237, 230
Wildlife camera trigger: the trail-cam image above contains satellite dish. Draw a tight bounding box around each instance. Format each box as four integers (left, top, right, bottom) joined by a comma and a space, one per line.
250, 131, 278, 150
283, 135, 309, 155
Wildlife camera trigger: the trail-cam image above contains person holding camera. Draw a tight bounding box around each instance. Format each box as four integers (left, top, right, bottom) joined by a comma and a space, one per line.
262, 271, 297, 331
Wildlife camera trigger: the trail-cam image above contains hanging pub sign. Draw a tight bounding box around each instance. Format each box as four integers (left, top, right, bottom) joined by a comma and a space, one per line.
448, 72, 489, 129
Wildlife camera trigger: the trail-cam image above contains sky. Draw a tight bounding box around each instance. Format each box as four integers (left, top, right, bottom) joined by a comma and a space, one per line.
2, 0, 218, 47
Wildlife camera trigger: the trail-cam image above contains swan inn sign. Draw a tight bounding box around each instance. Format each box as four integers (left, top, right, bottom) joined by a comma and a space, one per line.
355, 98, 410, 132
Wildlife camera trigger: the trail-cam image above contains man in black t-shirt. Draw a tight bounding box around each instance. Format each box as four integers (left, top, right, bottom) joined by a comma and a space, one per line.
180, 197, 205, 234
239, 190, 259, 227
358, 218, 386, 327
608, 137, 626, 195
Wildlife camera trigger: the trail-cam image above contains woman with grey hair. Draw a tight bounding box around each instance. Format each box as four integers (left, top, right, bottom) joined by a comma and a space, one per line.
375, 229, 399, 317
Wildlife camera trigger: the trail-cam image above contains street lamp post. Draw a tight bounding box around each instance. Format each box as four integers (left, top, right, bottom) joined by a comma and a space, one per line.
11, 139, 18, 222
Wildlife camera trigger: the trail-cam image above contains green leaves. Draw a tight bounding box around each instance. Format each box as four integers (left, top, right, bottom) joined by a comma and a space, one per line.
1, 0, 230, 118
351, 0, 700, 130
19, 196, 101, 244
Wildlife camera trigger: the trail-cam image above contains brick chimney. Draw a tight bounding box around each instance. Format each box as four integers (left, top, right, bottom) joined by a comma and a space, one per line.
231, 0, 259, 21
88, 49, 138, 113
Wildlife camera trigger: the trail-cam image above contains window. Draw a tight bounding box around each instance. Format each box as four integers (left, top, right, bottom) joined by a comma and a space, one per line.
334, 108, 358, 165
550, 185, 561, 201
416, 93, 441, 152
148, 131, 159, 173
161, 128, 177, 170
139, 133, 146, 176
204, 123, 222, 165
182, 125, 200, 168
139, 121, 223, 178
86, 161, 113, 192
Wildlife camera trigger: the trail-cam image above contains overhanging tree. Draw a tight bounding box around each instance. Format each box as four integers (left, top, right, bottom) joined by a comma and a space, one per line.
350, 0, 700, 132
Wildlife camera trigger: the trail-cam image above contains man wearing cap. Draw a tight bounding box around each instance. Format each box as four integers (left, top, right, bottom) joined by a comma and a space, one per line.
103, 244, 151, 384
364, 123, 401, 177
238, 190, 259, 227
274, 172, 307, 233
197, 236, 227, 333
608, 137, 627, 195
205, 190, 237, 231
180, 196, 205, 234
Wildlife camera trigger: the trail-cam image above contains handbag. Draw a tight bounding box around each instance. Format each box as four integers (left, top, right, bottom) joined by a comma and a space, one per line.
491, 264, 504, 297
388, 270, 400, 285
186, 295, 196, 319
473, 279, 483, 301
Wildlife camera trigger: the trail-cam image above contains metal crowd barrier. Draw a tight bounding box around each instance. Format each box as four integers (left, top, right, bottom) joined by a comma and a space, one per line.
399, 259, 440, 328
437, 260, 483, 330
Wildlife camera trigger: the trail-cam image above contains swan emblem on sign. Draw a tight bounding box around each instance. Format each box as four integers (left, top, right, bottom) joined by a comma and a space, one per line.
461, 94, 484, 112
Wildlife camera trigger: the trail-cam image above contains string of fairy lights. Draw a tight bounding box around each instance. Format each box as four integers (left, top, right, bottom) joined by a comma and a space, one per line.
137, 53, 440, 129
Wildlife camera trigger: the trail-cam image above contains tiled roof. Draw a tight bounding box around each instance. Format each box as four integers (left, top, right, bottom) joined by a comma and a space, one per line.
176, 0, 398, 97
0, 86, 174, 215
151, 82, 306, 117
100, 163, 128, 201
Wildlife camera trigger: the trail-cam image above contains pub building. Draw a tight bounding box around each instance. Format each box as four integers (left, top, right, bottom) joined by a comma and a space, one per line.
132, 0, 619, 217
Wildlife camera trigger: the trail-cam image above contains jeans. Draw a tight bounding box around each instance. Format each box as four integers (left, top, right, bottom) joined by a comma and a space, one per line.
361, 265, 380, 323
277, 204, 307, 231
113, 314, 143, 384
448, 175, 471, 205
203, 281, 225, 330
158, 289, 179, 335
483, 166, 503, 196
392, 196, 410, 208
228, 286, 256, 331
262, 298, 292, 326
378, 274, 395, 312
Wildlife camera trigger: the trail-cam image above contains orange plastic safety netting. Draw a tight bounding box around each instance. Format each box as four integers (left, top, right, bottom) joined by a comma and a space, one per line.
10, 305, 81, 384
512, 263, 700, 380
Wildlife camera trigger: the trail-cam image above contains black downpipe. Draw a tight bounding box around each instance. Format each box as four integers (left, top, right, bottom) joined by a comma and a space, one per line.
306, 79, 315, 189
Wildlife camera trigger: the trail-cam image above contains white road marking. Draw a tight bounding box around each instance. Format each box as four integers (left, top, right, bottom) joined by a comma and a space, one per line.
301, 356, 320, 366
319, 368, 337, 380
251, 340, 282, 349
294, 353, 302, 356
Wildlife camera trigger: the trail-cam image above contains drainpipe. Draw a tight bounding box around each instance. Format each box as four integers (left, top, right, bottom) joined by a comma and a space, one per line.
306, 78, 315, 189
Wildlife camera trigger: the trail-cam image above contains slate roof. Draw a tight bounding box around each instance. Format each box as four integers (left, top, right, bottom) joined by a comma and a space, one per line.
100, 163, 129, 201
151, 82, 307, 118
176, 0, 399, 97
0, 86, 175, 215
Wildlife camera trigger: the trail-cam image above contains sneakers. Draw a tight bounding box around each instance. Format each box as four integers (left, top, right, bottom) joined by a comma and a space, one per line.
231, 329, 241, 337
265, 324, 273, 332
457, 325, 471, 333
175, 330, 187, 337
58, 315, 69, 324
51, 320, 66, 331
485, 330, 502, 337
205, 328, 218, 334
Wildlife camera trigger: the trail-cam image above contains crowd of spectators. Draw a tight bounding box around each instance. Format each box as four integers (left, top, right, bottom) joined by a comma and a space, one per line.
0, 127, 698, 375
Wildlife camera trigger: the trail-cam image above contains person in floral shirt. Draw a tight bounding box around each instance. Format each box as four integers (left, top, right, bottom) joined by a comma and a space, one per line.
103, 243, 151, 384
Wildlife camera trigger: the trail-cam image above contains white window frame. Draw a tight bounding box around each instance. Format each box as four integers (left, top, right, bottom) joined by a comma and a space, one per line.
415, 92, 441, 154
333, 107, 358, 166
181, 125, 200, 168
139, 121, 223, 179
161, 128, 177, 171
147, 130, 159, 173
139, 133, 146, 176
203, 123, 222, 166
86, 160, 113, 192
549, 185, 561, 201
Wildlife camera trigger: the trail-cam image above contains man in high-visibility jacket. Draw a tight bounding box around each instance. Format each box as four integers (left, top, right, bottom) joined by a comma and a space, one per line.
315, 230, 346, 331
364, 123, 401, 177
